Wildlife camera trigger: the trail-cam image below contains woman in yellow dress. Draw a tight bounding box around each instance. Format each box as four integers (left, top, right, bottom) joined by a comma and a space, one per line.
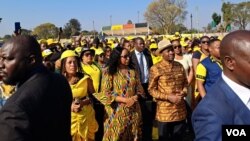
60, 50, 98, 141
94, 47, 145, 141
80, 47, 104, 141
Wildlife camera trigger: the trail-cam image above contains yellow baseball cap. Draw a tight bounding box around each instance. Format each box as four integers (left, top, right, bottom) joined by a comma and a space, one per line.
150, 43, 158, 50
95, 49, 104, 55
47, 38, 57, 46
74, 47, 82, 55
42, 49, 53, 58
60, 50, 77, 60
180, 41, 188, 47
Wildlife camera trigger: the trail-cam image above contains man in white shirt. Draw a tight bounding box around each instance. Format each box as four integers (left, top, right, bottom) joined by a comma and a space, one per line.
130, 37, 154, 141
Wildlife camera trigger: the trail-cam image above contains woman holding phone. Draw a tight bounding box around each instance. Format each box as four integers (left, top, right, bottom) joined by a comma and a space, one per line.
60, 50, 98, 141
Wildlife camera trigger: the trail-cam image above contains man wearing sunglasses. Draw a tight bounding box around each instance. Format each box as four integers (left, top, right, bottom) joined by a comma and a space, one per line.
195, 38, 222, 98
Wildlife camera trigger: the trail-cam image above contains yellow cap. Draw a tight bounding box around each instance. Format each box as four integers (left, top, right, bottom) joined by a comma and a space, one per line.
42, 49, 53, 58
126, 36, 134, 41
39, 39, 47, 44
180, 41, 188, 47
74, 47, 82, 54
171, 36, 180, 41
95, 49, 104, 55
218, 36, 224, 41
150, 43, 158, 49
60, 50, 77, 60
47, 38, 57, 45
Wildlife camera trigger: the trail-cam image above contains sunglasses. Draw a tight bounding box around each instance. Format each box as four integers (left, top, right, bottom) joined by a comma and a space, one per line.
201, 41, 209, 44
173, 45, 182, 49
99, 54, 105, 57
84, 53, 94, 57
120, 54, 130, 59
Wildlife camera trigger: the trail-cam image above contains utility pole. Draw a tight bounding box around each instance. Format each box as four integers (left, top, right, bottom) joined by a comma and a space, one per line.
190, 14, 193, 31
195, 6, 199, 33
137, 11, 140, 23
190, 14, 193, 37
110, 15, 112, 26
93, 20, 95, 38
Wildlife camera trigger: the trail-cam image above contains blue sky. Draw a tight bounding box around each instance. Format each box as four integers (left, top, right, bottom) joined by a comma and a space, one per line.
0, 0, 246, 37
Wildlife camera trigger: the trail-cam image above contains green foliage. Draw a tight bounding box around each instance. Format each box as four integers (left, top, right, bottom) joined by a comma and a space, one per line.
3, 35, 12, 41
212, 12, 221, 26
32, 23, 58, 39
127, 20, 133, 24
20, 29, 32, 36
169, 23, 188, 34
81, 30, 90, 35
222, 2, 233, 26
222, 1, 250, 30
63, 18, 81, 38
144, 0, 187, 34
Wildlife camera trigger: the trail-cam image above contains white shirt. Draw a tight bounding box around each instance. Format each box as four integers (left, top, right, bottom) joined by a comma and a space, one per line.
174, 54, 192, 77
135, 49, 149, 83
222, 73, 250, 110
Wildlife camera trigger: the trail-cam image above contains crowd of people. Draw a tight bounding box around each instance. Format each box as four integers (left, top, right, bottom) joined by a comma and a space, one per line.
0, 30, 250, 141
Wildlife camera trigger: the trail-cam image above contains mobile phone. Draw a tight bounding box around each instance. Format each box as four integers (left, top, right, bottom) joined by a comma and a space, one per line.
74, 98, 80, 105
15, 22, 21, 33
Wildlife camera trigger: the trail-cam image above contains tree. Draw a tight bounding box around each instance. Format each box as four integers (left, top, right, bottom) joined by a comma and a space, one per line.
81, 30, 90, 35
211, 12, 221, 28
32, 23, 58, 39
222, 2, 233, 31
21, 29, 32, 36
231, 2, 250, 30
222, 1, 250, 30
3, 35, 12, 41
63, 18, 81, 38
144, 0, 187, 34
170, 23, 188, 34
127, 20, 133, 24
206, 23, 212, 32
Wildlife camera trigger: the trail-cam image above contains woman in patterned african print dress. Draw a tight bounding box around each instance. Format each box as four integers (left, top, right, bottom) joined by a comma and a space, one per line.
94, 47, 145, 141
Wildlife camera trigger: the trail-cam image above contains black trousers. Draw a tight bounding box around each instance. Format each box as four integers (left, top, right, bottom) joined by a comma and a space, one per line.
140, 83, 156, 141
158, 120, 186, 141
93, 103, 105, 141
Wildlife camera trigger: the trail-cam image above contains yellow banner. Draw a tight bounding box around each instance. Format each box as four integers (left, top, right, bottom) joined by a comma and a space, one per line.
111, 25, 123, 30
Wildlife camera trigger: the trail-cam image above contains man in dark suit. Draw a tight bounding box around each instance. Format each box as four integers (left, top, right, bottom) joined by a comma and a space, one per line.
0, 35, 72, 141
130, 37, 154, 141
192, 30, 250, 141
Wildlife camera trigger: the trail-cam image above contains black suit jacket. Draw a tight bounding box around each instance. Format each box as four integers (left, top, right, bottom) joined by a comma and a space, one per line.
130, 49, 153, 83
0, 66, 72, 141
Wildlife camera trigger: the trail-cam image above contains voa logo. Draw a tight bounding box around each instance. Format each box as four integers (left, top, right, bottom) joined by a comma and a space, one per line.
226, 129, 246, 136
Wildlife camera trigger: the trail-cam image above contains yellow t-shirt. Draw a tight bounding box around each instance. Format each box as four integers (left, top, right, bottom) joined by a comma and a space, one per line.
81, 63, 101, 92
